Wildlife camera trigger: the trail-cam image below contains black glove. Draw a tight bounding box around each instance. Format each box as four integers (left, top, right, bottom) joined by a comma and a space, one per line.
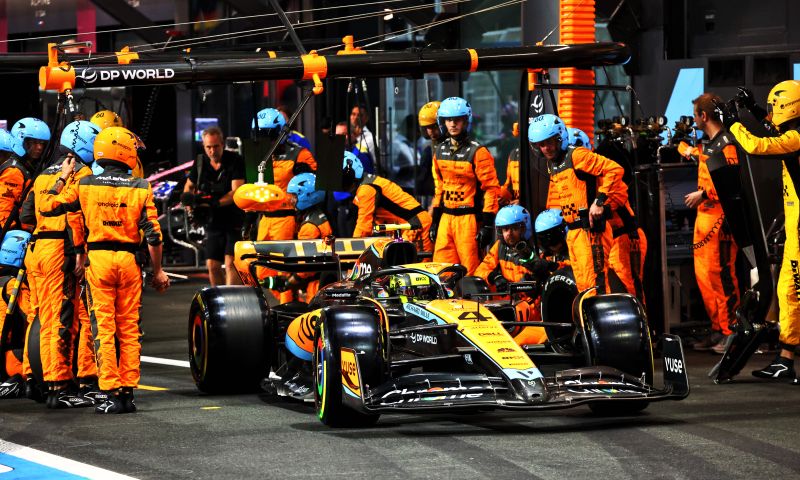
736, 86, 770, 123
430, 207, 442, 243
736, 87, 757, 110
476, 213, 495, 250
713, 98, 739, 129
488, 270, 508, 293
180, 192, 196, 207
525, 258, 558, 282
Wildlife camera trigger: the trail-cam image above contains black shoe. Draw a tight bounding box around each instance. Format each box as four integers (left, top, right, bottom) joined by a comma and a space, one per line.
25, 378, 46, 403
46, 388, 57, 409
752, 357, 796, 380
119, 388, 136, 413
0, 374, 24, 399
94, 391, 124, 414
50, 388, 95, 409
79, 385, 102, 404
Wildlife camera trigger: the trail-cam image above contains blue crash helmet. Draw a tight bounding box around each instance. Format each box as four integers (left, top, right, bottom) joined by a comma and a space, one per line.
0, 230, 32, 268
0, 129, 14, 154
534, 208, 567, 251
287, 172, 325, 211
568, 127, 592, 149
495, 204, 532, 241
10, 117, 51, 157
60, 120, 101, 164
436, 96, 473, 134
528, 114, 569, 151
253, 108, 287, 142
342, 150, 364, 190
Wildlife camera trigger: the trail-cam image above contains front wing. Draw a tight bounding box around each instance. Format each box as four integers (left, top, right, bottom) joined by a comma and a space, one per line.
346, 335, 689, 413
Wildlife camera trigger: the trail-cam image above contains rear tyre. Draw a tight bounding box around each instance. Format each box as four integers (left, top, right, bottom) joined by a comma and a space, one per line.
313, 306, 387, 427
189, 286, 269, 393
579, 292, 653, 415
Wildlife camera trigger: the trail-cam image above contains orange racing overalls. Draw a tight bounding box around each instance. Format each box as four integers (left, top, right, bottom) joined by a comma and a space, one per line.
680, 138, 740, 335
20, 158, 97, 384
256, 141, 316, 242
474, 240, 556, 346
352, 174, 433, 253
499, 147, 520, 205
432, 137, 500, 274
256, 141, 316, 303
0, 155, 37, 382
41, 163, 163, 392
546, 145, 626, 294
607, 202, 648, 302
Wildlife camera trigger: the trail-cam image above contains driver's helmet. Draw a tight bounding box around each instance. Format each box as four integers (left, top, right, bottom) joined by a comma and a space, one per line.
388, 272, 434, 301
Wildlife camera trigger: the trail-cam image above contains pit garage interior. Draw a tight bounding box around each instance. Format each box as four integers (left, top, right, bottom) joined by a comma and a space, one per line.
0, 1, 799, 479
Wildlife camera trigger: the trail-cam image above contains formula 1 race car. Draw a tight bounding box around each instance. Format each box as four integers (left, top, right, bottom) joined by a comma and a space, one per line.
189, 226, 689, 427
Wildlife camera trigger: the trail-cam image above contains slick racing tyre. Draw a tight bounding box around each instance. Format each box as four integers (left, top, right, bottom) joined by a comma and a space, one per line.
189, 286, 269, 393
577, 291, 654, 415
313, 306, 387, 427
540, 266, 578, 351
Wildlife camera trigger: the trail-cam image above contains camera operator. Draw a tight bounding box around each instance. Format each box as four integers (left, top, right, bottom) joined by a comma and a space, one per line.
183, 126, 245, 286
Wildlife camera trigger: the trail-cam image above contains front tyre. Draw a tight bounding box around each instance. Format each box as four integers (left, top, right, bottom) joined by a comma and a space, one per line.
313, 306, 387, 427
578, 292, 653, 415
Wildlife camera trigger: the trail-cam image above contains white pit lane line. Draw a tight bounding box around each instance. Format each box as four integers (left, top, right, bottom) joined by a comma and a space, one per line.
140, 356, 190, 368
0, 439, 138, 480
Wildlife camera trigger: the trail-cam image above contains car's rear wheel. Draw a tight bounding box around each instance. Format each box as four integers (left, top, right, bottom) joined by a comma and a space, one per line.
189, 286, 269, 393
314, 306, 387, 427
577, 292, 653, 415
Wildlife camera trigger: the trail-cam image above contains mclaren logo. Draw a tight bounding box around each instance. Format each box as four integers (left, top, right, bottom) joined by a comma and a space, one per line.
532, 95, 544, 114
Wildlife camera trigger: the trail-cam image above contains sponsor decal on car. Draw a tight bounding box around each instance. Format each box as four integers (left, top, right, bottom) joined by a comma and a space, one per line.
379, 385, 486, 405
339, 348, 361, 398
408, 333, 438, 345
403, 302, 445, 324
562, 379, 643, 395
664, 356, 683, 374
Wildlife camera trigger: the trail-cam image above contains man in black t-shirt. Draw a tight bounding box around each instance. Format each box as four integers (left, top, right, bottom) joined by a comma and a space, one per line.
183, 126, 245, 286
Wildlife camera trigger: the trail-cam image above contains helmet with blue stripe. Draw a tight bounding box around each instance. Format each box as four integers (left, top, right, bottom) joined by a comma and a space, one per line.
528, 114, 568, 151
437, 96, 472, 133
495, 205, 532, 241
60, 120, 101, 164
0, 230, 31, 269
287, 173, 325, 211
11, 117, 51, 157
568, 127, 591, 149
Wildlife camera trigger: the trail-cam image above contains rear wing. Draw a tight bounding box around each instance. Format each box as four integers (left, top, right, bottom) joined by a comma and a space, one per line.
233, 237, 384, 284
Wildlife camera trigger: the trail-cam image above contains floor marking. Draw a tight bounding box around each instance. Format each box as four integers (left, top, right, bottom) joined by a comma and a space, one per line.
140, 356, 190, 368
0, 439, 137, 480
201, 406, 222, 410
136, 385, 168, 391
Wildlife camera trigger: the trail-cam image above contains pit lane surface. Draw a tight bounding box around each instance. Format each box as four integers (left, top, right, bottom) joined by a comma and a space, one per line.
1, 278, 799, 479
